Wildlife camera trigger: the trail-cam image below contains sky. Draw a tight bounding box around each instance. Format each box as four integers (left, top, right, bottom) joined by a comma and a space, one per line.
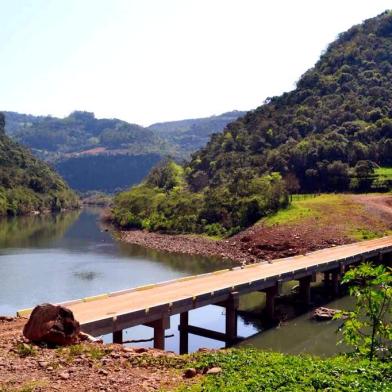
0, 1, 391, 126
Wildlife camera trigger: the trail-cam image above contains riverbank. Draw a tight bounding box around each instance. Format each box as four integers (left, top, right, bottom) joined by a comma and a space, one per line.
1, 318, 390, 391
118, 194, 392, 264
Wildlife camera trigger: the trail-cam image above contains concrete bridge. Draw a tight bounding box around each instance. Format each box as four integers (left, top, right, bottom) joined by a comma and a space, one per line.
18, 236, 392, 354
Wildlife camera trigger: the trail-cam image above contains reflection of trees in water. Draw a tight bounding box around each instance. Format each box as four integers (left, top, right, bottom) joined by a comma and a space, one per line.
116, 241, 236, 275
0, 210, 81, 248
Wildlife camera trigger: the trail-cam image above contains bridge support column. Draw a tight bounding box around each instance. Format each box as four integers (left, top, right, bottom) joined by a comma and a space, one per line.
225, 292, 239, 347
323, 271, 330, 287
179, 312, 189, 355
331, 271, 341, 297
145, 317, 170, 350
299, 276, 312, 306
113, 329, 123, 344
264, 284, 279, 321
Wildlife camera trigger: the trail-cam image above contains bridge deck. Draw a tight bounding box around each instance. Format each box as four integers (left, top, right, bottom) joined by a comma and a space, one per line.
37, 235, 391, 336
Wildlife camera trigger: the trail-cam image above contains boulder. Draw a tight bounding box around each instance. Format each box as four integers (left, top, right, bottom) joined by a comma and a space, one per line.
23, 303, 80, 346
312, 307, 339, 321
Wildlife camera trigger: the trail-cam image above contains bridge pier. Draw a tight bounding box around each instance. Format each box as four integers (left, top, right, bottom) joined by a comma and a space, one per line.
145, 317, 170, 350
225, 292, 239, 347
178, 292, 240, 354
179, 312, 189, 355
262, 281, 282, 321
113, 329, 123, 344
331, 270, 341, 297
299, 276, 312, 306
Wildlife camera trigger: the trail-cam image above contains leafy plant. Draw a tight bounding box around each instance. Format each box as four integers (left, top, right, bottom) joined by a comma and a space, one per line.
334, 263, 392, 361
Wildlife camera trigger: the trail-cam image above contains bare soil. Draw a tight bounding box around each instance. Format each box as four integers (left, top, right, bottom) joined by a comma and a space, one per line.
0, 318, 186, 392
120, 194, 392, 264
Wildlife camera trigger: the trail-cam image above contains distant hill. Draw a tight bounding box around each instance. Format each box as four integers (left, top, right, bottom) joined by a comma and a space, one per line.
113, 11, 392, 236
5, 111, 169, 160
0, 112, 78, 216
148, 111, 246, 156
5, 110, 243, 192
4, 111, 171, 192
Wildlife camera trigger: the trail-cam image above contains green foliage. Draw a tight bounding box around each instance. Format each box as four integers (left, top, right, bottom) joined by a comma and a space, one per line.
335, 263, 392, 361
177, 349, 392, 391
186, 12, 392, 194
4, 111, 164, 156
113, 161, 288, 235
15, 343, 37, 358
0, 113, 79, 216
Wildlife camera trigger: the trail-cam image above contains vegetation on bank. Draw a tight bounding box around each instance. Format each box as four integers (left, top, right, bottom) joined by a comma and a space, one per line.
0, 113, 79, 216
334, 263, 391, 361
113, 12, 392, 235
113, 160, 288, 236
175, 350, 392, 392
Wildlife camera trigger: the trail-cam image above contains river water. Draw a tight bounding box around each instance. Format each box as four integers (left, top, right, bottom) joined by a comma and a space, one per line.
0, 208, 350, 356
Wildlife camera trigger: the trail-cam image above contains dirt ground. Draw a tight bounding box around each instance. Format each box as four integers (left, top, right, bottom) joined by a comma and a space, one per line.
0, 318, 185, 392
120, 194, 392, 264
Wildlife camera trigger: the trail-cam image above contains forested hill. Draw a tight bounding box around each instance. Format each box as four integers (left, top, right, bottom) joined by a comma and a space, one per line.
4, 111, 170, 161
187, 11, 392, 194
113, 11, 392, 236
148, 111, 246, 156
0, 113, 79, 215
4, 110, 244, 192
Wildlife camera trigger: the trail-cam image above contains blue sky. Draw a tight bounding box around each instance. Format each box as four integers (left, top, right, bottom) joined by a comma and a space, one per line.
1, 0, 391, 125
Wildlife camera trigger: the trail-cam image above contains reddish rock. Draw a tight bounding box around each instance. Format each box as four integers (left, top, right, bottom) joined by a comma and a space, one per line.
312, 307, 339, 321
183, 368, 197, 378
206, 367, 222, 375
23, 304, 80, 346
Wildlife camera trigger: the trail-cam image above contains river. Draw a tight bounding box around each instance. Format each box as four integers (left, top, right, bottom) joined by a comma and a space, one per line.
0, 208, 351, 356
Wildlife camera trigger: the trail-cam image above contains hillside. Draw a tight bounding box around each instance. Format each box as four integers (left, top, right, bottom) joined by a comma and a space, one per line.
0, 113, 79, 215
5, 111, 242, 192
187, 11, 392, 194
113, 11, 392, 235
148, 110, 246, 156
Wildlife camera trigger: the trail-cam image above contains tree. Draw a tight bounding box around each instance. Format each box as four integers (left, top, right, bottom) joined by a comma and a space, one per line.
335, 263, 391, 361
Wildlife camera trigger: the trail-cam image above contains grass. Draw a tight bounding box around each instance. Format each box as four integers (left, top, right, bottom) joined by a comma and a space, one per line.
350, 228, 392, 241
175, 349, 392, 392
374, 167, 392, 179
15, 343, 37, 358
262, 194, 345, 227
57, 343, 108, 362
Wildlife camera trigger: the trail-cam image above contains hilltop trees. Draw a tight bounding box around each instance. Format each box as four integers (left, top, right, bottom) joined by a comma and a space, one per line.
113, 160, 288, 235
0, 112, 79, 215
114, 11, 392, 235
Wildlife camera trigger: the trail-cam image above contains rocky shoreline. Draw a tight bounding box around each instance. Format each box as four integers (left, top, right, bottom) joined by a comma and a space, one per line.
119, 230, 254, 264
117, 194, 392, 265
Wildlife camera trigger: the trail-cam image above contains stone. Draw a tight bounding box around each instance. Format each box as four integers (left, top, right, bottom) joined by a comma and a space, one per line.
23, 304, 80, 346
206, 367, 222, 375
133, 347, 148, 354
312, 307, 339, 321
59, 371, 70, 380
183, 368, 197, 378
